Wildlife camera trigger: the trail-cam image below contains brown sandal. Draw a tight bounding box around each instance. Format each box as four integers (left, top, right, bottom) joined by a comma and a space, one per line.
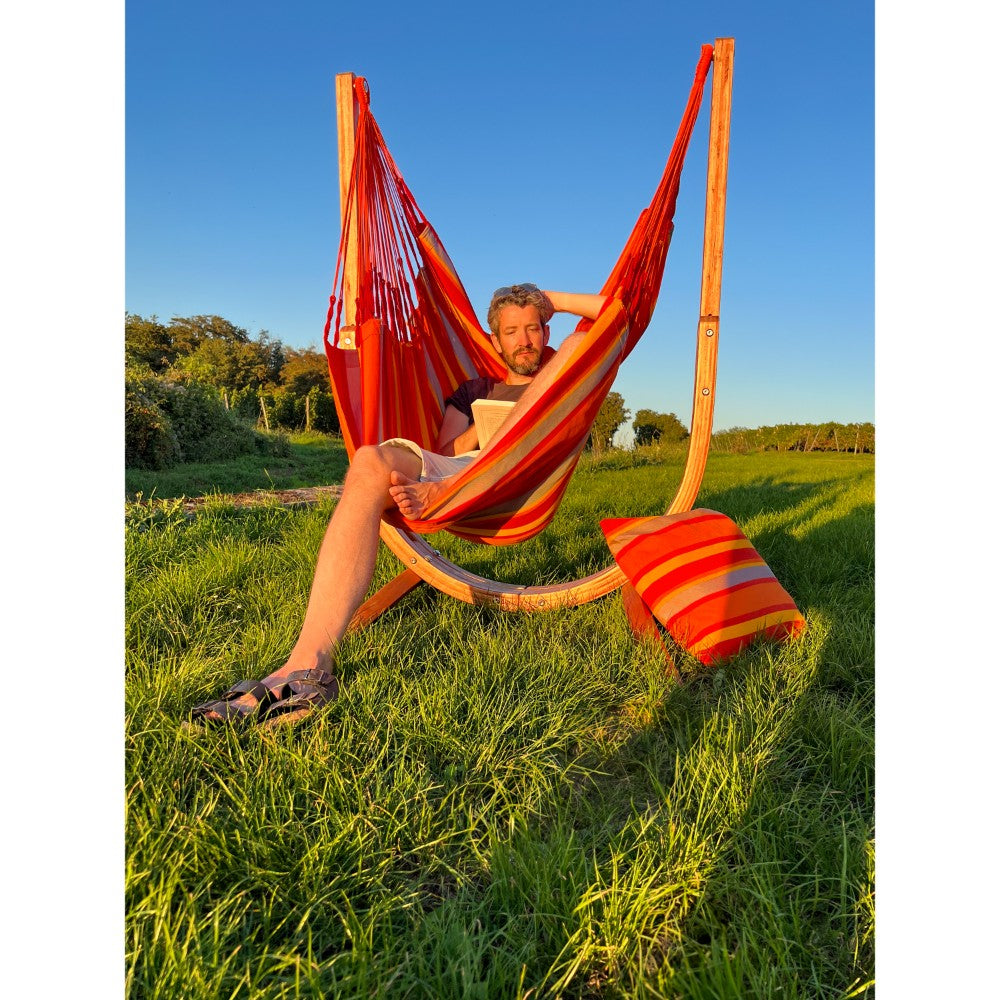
259, 668, 339, 727
190, 679, 278, 724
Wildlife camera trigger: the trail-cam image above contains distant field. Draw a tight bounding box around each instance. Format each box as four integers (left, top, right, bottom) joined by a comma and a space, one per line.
125, 448, 874, 998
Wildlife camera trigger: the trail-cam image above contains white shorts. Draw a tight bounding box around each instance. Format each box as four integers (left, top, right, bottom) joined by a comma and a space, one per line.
380, 438, 479, 482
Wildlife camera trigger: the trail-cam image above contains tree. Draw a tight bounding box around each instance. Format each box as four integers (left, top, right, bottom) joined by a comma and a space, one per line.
167, 314, 252, 353
168, 332, 285, 393
125, 313, 175, 373
589, 391, 630, 454
710, 421, 875, 454
281, 346, 331, 396
125, 313, 265, 375
633, 409, 689, 446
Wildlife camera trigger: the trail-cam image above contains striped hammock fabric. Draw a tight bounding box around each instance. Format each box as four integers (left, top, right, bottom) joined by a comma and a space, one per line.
601, 510, 806, 665
324, 46, 715, 544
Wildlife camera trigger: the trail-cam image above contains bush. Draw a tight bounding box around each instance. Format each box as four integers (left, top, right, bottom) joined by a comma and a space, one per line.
125, 369, 290, 469
306, 386, 340, 434
254, 386, 341, 434
125, 368, 181, 469
228, 385, 263, 423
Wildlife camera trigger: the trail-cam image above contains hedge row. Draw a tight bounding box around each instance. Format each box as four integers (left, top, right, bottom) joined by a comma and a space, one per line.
125, 368, 291, 470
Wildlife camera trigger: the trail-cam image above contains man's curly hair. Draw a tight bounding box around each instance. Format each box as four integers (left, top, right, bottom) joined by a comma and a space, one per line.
486, 283, 554, 336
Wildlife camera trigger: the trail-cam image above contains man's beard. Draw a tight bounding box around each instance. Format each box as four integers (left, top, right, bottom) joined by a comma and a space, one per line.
502, 347, 541, 376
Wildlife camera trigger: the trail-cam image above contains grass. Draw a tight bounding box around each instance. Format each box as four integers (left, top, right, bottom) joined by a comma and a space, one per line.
125, 431, 350, 502
125, 446, 874, 998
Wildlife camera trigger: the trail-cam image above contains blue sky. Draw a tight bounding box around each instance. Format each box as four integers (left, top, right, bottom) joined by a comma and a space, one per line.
126, 1, 874, 431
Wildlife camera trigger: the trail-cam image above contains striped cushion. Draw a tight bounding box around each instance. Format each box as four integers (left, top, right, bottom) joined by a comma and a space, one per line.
601, 509, 805, 665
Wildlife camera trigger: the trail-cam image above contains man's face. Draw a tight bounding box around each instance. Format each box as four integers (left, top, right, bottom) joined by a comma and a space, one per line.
491, 304, 550, 376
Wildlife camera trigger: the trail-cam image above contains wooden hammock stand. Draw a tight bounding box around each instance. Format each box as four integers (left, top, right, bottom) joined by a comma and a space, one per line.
341, 38, 734, 634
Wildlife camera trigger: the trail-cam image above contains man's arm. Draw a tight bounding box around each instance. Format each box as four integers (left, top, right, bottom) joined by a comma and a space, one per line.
435, 404, 479, 455
542, 290, 607, 322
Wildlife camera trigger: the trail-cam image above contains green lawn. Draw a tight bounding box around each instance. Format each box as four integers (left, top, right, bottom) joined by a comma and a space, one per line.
125, 448, 874, 998
125, 431, 350, 502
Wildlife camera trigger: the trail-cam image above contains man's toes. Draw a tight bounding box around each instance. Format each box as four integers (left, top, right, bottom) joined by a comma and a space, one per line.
394, 492, 421, 518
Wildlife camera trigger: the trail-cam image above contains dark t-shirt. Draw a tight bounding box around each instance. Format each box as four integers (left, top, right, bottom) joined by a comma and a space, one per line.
444, 377, 529, 421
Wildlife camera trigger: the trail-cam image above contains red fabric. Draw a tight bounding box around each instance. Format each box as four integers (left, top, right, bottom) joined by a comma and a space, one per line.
324, 45, 715, 543
601, 510, 806, 666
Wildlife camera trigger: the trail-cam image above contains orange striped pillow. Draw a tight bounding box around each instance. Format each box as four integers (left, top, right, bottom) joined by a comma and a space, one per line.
601, 509, 805, 666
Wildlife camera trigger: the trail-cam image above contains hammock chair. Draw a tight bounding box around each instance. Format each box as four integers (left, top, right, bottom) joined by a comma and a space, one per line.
325, 39, 734, 630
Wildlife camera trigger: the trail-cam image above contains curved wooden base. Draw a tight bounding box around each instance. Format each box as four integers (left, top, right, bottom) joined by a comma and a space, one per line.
378, 520, 626, 610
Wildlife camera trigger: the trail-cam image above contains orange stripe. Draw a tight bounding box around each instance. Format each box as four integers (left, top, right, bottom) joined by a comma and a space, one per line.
599, 516, 660, 546
664, 588, 794, 642
686, 600, 804, 649
610, 512, 737, 564
688, 608, 805, 661
629, 539, 758, 592
639, 549, 763, 608
646, 566, 778, 623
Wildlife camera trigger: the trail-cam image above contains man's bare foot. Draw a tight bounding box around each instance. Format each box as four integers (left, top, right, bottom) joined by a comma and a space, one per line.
388, 471, 451, 519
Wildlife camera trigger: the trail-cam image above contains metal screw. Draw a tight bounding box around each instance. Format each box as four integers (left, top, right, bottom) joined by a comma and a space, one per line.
701, 387, 711, 396
706, 328, 715, 337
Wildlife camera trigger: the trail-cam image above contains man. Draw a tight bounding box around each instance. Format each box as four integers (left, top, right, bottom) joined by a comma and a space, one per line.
192, 283, 606, 724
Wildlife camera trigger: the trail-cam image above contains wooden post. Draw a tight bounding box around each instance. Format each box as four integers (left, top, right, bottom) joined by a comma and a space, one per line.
669, 37, 734, 514
345, 568, 424, 634
259, 395, 270, 432
336, 73, 359, 335
333, 71, 431, 630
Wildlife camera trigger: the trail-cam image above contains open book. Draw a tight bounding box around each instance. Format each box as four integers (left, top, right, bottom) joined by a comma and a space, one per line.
470, 398, 516, 449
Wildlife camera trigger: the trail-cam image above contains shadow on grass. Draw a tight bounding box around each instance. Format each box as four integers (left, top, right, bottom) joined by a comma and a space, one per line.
364, 471, 874, 997
571, 500, 875, 997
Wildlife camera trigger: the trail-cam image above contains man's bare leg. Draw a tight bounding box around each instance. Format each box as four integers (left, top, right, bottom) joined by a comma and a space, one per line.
387, 330, 589, 519
198, 444, 422, 718
272, 444, 423, 672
